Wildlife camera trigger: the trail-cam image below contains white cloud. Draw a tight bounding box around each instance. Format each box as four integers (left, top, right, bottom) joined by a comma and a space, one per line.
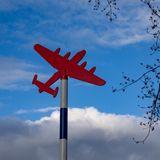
0, 56, 47, 90
0, 107, 159, 160
16, 106, 59, 114
0, 0, 153, 50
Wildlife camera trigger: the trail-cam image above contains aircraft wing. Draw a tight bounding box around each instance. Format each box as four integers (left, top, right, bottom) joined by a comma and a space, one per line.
67, 64, 106, 86
34, 44, 65, 71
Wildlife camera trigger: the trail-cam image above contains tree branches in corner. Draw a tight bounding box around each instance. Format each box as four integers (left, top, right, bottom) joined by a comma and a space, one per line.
88, 0, 119, 21
88, 0, 160, 143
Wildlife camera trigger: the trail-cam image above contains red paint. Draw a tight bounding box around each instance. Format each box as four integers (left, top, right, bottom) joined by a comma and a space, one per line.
32, 44, 106, 97
32, 74, 59, 97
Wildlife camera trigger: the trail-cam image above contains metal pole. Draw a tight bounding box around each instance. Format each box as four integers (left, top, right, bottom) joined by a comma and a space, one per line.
60, 77, 68, 160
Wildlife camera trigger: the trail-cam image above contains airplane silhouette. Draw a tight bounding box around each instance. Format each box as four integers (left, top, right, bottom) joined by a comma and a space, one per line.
32, 44, 106, 97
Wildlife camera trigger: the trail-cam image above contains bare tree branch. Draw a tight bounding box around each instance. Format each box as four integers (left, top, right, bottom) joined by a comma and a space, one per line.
113, 65, 160, 92
113, 57, 160, 143
141, 0, 160, 52
88, 0, 119, 21
133, 83, 160, 144
88, 0, 160, 143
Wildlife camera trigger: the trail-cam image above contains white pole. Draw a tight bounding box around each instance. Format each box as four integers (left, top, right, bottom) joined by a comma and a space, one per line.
60, 78, 68, 160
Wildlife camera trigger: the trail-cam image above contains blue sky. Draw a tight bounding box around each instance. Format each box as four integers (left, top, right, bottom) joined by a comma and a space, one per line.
0, 0, 156, 120
1, 1, 160, 160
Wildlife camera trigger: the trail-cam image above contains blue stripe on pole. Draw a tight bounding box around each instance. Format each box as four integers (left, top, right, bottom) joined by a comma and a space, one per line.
60, 108, 68, 139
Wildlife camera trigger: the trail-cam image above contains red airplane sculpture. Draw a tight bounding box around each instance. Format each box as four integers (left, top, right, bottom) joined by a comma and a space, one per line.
32, 44, 106, 97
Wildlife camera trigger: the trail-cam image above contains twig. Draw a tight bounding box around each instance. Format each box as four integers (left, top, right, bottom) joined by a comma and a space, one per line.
116, 65, 160, 92
133, 83, 160, 143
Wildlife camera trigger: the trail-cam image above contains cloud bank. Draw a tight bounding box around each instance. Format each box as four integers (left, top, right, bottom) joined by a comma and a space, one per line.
0, 107, 159, 160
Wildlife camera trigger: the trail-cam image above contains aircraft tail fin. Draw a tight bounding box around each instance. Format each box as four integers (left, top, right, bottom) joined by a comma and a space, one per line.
32, 74, 38, 85
32, 74, 59, 97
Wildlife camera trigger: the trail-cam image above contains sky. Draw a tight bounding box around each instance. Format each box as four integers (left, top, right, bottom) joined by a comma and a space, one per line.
0, 0, 160, 160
